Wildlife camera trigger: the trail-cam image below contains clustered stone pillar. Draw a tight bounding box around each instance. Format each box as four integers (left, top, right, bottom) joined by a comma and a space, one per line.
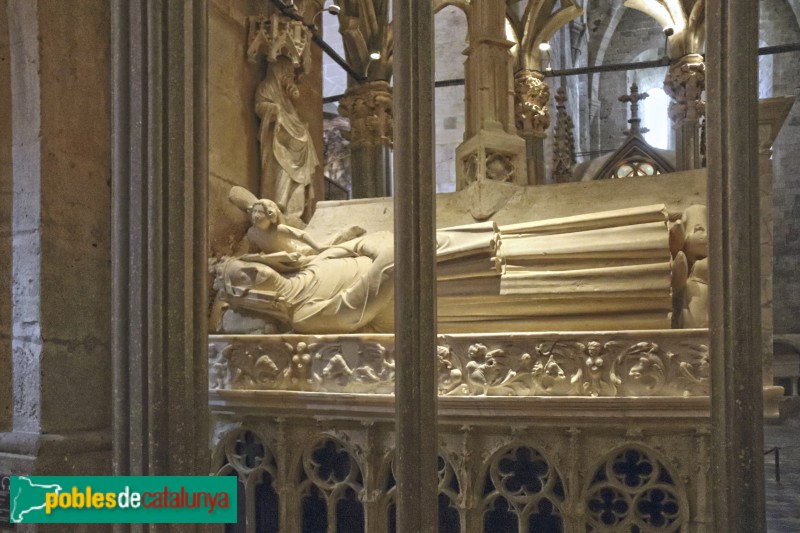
706, 0, 765, 530
111, 0, 209, 491
514, 69, 551, 185
664, 53, 706, 171
455, 0, 526, 190
339, 80, 393, 198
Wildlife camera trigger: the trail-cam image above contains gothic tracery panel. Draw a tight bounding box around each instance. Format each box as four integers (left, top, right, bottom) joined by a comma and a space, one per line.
482, 445, 566, 533
299, 437, 365, 532
214, 429, 279, 533
584, 447, 687, 533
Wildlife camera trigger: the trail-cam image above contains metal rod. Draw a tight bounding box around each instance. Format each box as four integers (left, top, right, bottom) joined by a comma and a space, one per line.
758, 43, 800, 55
269, 0, 366, 83
544, 57, 671, 77
321, 42, 800, 104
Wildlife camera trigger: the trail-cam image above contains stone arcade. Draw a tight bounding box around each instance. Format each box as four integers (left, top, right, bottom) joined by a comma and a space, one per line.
1, 0, 797, 532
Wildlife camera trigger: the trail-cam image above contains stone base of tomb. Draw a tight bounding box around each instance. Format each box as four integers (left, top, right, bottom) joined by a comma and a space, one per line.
209, 330, 716, 532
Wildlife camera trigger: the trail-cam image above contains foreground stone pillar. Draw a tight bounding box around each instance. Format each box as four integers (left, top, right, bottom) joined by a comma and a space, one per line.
455, 0, 525, 190
110, 0, 209, 492
664, 54, 705, 171
0, 0, 112, 477
339, 81, 393, 198
514, 70, 551, 185
706, 0, 765, 530
393, 0, 438, 531
0, 0, 11, 434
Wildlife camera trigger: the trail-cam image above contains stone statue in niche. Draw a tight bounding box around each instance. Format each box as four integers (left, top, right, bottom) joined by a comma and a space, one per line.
248, 13, 319, 220
212, 189, 682, 335
670, 204, 709, 328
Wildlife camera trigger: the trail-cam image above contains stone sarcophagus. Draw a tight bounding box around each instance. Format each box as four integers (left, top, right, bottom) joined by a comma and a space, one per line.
209, 172, 714, 532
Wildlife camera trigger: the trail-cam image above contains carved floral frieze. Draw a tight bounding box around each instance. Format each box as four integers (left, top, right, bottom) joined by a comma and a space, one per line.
209, 332, 709, 397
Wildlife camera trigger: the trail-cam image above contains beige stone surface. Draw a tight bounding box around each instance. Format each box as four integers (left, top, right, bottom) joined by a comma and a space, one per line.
0, 0, 12, 432
209, 173, 251, 258
5, 0, 111, 440
305, 169, 707, 240
209, 0, 263, 256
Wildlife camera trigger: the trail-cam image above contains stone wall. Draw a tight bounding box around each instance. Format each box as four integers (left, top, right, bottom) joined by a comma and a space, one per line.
0, 0, 11, 433
433, 5, 467, 193
1, 0, 112, 475
761, 0, 800, 334
208, 0, 265, 259
593, 8, 664, 154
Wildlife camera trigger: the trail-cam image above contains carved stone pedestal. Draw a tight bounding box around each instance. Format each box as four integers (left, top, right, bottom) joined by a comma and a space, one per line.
455, 130, 527, 191
456, 0, 526, 195
209, 330, 713, 532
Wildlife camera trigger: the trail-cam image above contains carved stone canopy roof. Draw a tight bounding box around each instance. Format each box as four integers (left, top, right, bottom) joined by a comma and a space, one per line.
577, 84, 676, 181
579, 134, 677, 181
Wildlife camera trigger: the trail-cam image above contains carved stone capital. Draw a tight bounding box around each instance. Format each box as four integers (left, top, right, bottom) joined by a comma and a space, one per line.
663, 55, 706, 122
338, 81, 394, 147
514, 70, 551, 137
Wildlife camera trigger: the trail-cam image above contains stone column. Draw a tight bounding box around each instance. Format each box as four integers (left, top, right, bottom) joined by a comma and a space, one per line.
339, 81, 393, 198
0, 0, 12, 434
393, 0, 438, 531
455, 0, 526, 190
514, 70, 551, 185
110, 0, 209, 493
0, 0, 113, 477
706, 0, 765, 530
757, 96, 796, 418
664, 54, 705, 171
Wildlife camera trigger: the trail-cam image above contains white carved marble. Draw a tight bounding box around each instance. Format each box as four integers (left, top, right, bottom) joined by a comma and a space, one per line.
209, 330, 709, 398
213, 194, 679, 335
